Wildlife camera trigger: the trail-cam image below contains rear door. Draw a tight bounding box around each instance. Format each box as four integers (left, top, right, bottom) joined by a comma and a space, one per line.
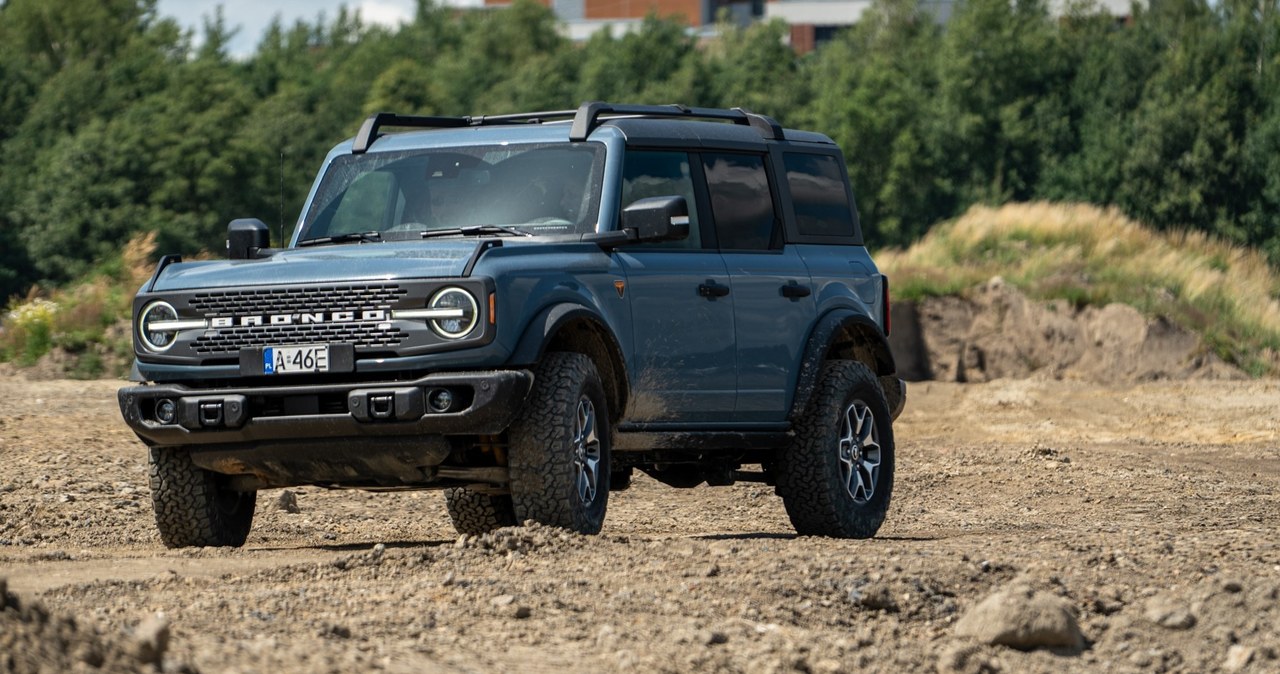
701, 151, 815, 422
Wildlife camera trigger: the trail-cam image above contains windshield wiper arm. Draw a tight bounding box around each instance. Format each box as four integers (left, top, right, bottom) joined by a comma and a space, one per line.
421, 225, 531, 239
297, 231, 383, 247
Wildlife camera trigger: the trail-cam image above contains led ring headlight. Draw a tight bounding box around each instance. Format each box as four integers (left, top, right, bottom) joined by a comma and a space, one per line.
426, 287, 478, 339
138, 301, 180, 352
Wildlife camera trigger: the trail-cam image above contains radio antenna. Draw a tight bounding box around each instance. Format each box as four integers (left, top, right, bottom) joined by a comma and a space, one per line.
279, 151, 285, 247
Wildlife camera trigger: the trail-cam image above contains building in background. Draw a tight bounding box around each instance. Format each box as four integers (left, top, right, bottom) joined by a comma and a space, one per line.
487, 0, 1139, 51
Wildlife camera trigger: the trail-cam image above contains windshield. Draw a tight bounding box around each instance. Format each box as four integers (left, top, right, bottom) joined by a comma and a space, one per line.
298, 142, 606, 243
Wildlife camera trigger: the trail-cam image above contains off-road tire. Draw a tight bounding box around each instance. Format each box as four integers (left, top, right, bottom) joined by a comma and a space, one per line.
149, 446, 256, 548
507, 352, 611, 534
444, 489, 516, 535
776, 360, 894, 538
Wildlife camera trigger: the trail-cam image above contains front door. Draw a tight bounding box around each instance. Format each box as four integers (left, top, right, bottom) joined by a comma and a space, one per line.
614, 150, 737, 424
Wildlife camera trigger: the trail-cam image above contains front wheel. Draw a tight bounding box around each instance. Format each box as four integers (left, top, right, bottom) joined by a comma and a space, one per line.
776, 360, 895, 538
507, 352, 611, 534
444, 488, 516, 535
149, 446, 256, 548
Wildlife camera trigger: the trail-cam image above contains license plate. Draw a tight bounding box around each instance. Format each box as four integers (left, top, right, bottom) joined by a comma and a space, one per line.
263, 345, 329, 374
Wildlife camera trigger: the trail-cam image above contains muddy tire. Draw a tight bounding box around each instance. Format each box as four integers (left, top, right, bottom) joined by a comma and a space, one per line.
776, 360, 894, 538
507, 352, 611, 534
149, 446, 256, 548
444, 489, 516, 535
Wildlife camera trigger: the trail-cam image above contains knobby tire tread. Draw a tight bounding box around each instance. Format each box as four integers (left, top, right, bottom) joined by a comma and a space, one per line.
776, 360, 894, 538
507, 352, 609, 534
149, 446, 256, 548
444, 489, 517, 535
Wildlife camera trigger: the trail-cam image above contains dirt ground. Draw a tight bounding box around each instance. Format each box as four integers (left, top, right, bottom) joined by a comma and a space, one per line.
1, 373, 1278, 673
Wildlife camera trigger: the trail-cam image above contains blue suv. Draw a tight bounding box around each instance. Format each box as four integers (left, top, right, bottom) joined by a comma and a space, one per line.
117, 103, 905, 547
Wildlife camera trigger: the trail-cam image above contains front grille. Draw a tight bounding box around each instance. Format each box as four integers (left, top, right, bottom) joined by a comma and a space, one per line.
191, 324, 405, 354
188, 284, 407, 315
188, 283, 411, 355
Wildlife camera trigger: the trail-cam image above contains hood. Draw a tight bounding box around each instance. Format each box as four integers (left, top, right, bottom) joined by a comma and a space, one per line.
151, 241, 482, 291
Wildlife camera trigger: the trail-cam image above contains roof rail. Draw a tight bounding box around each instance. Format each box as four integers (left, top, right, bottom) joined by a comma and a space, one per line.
569, 102, 783, 142
352, 109, 583, 154
353, 113, 469, 154
351, 103, 786, 153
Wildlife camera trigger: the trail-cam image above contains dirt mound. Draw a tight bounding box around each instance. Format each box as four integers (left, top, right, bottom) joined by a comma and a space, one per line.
890, 277, 1246, 383
0, 577, 190, 673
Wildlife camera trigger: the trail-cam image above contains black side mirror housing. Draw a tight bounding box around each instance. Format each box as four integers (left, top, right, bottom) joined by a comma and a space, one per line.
227, 218, 270, 260
622, 196, 689, 244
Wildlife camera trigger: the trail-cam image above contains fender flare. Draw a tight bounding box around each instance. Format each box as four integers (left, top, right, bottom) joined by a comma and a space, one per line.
788, 309, 896, 421
509, 302, 629, 420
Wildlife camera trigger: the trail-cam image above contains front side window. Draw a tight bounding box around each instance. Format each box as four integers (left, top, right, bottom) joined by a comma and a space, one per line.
621, 150, 701, 249
300, 143, 606, 242
703, 152, 778, 250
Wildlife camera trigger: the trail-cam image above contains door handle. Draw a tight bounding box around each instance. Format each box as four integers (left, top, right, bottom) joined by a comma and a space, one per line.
698, 281, 730, 298
780, 282, 811, 299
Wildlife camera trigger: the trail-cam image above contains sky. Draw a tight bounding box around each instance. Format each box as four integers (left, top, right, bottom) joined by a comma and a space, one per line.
154, 0, 475, 57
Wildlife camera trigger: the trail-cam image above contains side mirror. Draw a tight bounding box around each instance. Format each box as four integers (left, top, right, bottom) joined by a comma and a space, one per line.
622, 196, 689, 244
227, 218, 270, 260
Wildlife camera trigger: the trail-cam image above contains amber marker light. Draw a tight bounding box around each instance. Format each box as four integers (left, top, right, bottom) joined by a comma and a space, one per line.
488, 292, 496, 325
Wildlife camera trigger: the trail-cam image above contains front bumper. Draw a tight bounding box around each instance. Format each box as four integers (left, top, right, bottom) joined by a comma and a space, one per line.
118, 369, 533, 448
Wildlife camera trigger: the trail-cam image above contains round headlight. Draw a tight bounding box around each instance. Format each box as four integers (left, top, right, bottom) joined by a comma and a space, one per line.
139, 301, 179, 352
428, 287, 478, 339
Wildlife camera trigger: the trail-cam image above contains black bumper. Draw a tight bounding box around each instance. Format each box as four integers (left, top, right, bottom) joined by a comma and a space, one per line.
879, 376, 907, 421
118, 369, 533, 448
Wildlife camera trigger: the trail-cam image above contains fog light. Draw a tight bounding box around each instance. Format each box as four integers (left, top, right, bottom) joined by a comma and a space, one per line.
155, 398, 176, 424
428, 388, 454, 413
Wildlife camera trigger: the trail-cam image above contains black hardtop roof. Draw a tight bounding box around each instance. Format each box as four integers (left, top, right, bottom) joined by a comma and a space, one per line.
351, 102, 834, 154
603, 117, 835, 149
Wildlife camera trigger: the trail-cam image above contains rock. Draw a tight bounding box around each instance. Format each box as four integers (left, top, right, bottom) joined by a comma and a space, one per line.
513, 606, 532, 620
855, 582, 899, 612
58, 493, 75, 503
937, 642, 1000, 674
131, 613, 170, 666
1224, 645, 1255, 672
274, 490, 300, 513
696, 629, 728, 645
953, 582, 1084, 652
1222, 579, 1244, 594
1143, 595, 1196, 630
491, 594, 516, 607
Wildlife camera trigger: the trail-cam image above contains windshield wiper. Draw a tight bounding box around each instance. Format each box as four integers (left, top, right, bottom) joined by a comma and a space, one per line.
421, 225, 531, 239
297, 231, 383, 247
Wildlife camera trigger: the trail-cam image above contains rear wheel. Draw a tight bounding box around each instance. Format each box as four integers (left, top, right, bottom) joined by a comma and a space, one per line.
776, 360, 894, 538
149, 446, 256, 548
444, 488, 516, 535
507, 352, 611, 534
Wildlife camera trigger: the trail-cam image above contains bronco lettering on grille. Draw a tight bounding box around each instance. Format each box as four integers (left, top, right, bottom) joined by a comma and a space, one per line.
210, 310, 388, 328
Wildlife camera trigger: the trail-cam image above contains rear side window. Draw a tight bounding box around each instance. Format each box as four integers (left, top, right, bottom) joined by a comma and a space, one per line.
703, 152, 778, 250
784, 152, 855, 237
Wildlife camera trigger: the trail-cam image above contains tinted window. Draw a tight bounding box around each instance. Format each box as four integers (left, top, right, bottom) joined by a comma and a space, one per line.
784, 152, 855, 237
621, 150, 700, 249
703, 152, 777, 250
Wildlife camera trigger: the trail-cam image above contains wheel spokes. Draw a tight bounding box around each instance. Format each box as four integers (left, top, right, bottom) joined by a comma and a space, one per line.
573, 397, 601, 506
838, 400, 880, 504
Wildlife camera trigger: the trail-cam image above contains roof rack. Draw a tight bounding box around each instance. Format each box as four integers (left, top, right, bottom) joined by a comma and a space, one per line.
351, 102, 784, 153
569, 102, 783, 142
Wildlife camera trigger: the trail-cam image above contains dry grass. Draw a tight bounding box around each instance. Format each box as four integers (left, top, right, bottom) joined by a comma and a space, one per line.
0, 232, 157, 376
877, 202, 1280, 375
